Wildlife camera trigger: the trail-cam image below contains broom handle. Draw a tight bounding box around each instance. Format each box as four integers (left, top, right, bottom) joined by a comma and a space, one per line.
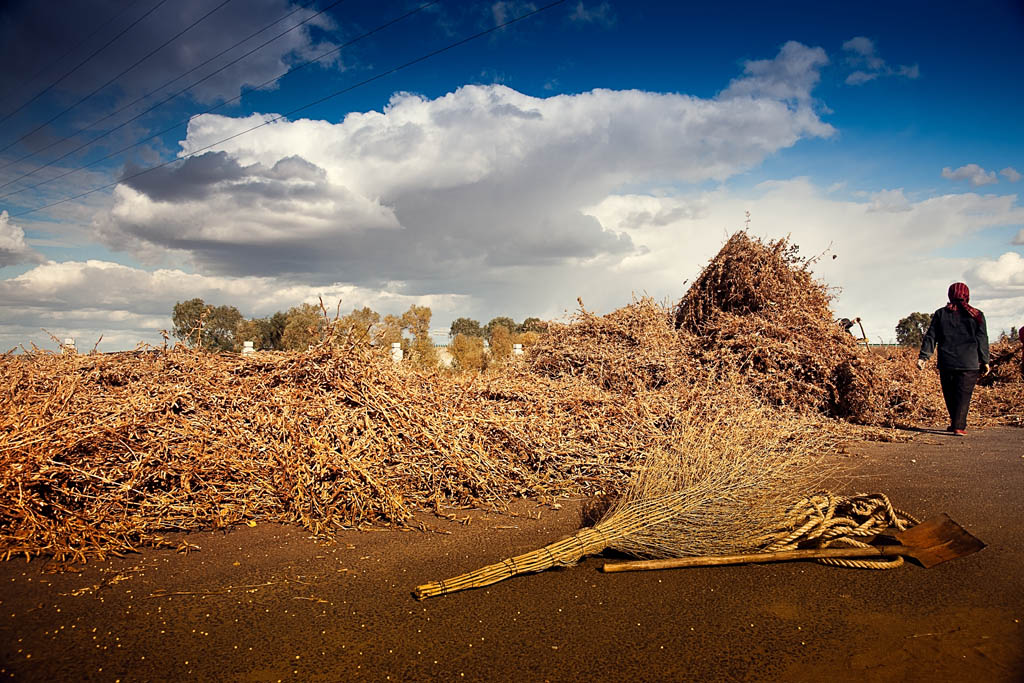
601, 545, 907, 573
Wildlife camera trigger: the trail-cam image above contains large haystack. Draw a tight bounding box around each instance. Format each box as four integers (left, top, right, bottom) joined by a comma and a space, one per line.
673, 232, 861, 415
530, 232, 959, 427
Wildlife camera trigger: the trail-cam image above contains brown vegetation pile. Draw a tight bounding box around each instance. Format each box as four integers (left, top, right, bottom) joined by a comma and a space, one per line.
975, 338, 1024, 426
532, 232, 1017, 428
4, 231, 1018, 563
1, 341, 832, 562
529, 297, 694, 393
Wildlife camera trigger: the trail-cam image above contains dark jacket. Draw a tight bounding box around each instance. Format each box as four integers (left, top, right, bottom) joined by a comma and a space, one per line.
919, 307, 990, 370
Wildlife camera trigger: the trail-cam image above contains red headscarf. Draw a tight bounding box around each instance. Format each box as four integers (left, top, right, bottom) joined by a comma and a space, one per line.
946, 282, 983, 323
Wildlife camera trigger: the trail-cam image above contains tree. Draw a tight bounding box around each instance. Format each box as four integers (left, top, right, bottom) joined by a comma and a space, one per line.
172, 298, 243, 351
449, 317, 483, 338
518, 317, 547, 333
281, 303, 325, 350
514, 330, 542, 349
336, 306, 380, 346
489, 324, 513, 363
234, 318, 266, 351
235, 312, 289, 351
485, 316, 516, 341
374, 314, 406, 348
172, 298, 207, 346
895, 312, 932, 348
264, 311, 288, 350
449, 333, 486, 370
402, 305, 437, 368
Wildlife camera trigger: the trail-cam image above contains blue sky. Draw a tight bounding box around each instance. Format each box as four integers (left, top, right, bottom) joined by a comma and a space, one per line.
0, 0, 1021, 350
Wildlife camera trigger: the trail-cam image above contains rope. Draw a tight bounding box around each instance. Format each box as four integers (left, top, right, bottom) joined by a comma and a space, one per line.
764, 493, 919, 570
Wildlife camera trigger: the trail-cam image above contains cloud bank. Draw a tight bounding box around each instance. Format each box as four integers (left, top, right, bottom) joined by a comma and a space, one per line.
4, 40, 1022, 350
96, 41, 837, 292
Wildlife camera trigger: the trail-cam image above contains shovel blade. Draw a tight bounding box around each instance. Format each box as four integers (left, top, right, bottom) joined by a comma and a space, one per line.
891, 513, 986, 568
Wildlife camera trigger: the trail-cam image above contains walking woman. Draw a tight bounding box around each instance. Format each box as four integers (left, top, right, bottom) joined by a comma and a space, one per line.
917, 282, 990, 435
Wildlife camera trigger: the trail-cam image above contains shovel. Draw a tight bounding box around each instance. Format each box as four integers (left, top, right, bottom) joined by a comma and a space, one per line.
601, 514, 984, 573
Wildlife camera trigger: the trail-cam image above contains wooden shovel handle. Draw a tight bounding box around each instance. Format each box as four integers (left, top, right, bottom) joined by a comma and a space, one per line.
601, 546, 906, 573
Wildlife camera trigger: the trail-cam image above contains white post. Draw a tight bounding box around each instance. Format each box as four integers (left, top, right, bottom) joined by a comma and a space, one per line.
512, 343, 524, 356
390, 342, 403, 362
242, 341, 255, 355
62, 338, 76, 354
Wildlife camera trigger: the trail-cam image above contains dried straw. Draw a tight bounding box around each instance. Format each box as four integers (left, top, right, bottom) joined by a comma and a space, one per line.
413, 388, 834, 598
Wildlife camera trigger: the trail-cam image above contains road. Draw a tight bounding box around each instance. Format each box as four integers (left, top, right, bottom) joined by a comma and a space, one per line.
2, 426, 1022, 681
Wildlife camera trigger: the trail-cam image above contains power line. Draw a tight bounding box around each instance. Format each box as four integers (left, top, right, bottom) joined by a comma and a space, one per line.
0, 0, 147, 105
0, 0, 171, 127
0, 0, 345, 189
8, 0, 567, 220
0, 0, 438, 202
0, 0, 236, 157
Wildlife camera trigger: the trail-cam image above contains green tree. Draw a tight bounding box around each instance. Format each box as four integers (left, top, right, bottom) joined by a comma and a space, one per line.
172, 298, 243, 351
449, 317, 483, 338
264, 311, 288, 350
281, 303, 325, 350
172, 298, 207, 346
485, 316, 516, 341
518, 317, 547, 333
895, 312, 932, 348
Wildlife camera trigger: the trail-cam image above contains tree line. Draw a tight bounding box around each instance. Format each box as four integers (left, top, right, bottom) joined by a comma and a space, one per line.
170, 299, 548, 370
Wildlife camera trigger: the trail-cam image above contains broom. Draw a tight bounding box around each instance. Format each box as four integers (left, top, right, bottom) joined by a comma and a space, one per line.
414, 401, 834, 600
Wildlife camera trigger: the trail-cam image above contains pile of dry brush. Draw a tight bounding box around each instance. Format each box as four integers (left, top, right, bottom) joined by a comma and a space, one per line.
532, 232, 1021, 428
2, 338, 834, 562
2, 231, 1019, 563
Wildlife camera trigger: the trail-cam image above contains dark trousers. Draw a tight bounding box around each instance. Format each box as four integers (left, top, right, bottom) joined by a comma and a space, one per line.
939, 369, 980, 430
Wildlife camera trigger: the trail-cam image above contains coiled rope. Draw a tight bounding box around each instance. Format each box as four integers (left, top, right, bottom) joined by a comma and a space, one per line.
764, 492, 919, 569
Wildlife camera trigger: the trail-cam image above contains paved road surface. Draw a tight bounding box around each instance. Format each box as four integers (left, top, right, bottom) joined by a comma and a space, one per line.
2, 427, 1022, 681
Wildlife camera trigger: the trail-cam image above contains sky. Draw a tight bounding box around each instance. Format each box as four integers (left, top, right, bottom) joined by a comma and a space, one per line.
0, 0, 1022, 350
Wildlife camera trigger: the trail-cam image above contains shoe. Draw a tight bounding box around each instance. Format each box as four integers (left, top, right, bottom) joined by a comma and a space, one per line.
945, 425, 956, 432
954, 429, 967, 436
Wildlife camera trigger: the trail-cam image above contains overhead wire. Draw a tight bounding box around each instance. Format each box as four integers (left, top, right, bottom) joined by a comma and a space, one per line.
0, 0, 440, 202
0, 0, 147, 106
8, 0, 569, 220
0, 0, 347, 188
0, 0, 329, 176
0, 0, 172, 127
0, 0, 236, 157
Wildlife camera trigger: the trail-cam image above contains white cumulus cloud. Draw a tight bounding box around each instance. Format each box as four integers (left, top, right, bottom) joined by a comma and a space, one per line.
719, 41, 831, 109
97, 42, 836, 293
1001, 167, 1022, 182
0, 211, 44, 267
965, 252, 1024, 293
942, 163, 999, 187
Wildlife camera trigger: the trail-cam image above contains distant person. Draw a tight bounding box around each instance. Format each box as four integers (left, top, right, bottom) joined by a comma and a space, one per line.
838, 317, 860, 335
917, 282, 990, 435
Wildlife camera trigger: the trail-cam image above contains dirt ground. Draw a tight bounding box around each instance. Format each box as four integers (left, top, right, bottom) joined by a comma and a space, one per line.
1, 426, 1022, 682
